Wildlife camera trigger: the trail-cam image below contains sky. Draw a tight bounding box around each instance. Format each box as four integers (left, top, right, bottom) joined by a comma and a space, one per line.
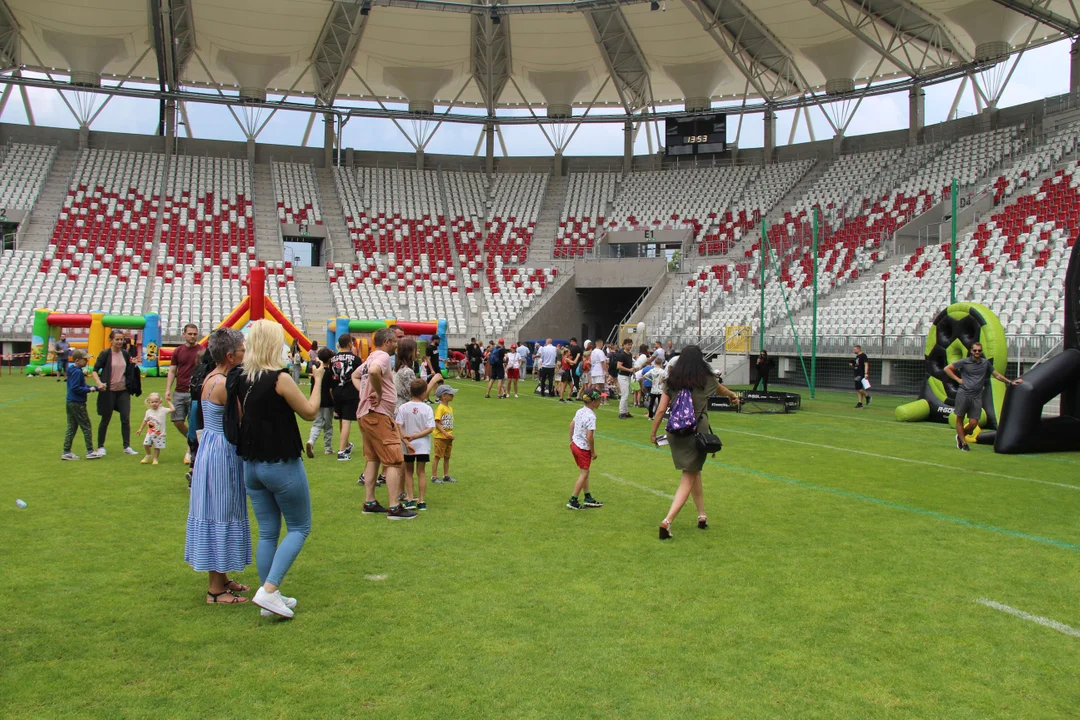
0, 38, 1071, 159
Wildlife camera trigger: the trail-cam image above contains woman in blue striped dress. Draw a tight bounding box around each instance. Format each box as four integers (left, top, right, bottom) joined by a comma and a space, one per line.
184, 328, 252, 604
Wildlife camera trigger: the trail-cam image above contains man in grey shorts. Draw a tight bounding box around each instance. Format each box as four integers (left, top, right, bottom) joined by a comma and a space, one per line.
944, 342, 1022, 451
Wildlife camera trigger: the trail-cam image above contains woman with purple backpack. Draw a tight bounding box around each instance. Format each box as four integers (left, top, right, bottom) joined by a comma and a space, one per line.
649, 345, 740, 540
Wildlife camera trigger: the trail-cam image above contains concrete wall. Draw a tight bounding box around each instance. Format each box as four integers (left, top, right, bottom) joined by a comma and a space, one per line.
519, 274, 586, 340
574, 258, 668, 288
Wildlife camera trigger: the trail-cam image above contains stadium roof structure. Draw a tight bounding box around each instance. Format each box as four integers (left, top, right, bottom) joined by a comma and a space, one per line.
0, 0, 1076, 131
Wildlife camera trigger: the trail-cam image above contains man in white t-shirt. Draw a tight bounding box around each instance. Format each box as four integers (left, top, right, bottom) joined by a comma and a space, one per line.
395, 377, 436, 511
539, 338, 558, 397
506, 343, 523, 398
652, 341, 665, 361
588, 339, 608, 396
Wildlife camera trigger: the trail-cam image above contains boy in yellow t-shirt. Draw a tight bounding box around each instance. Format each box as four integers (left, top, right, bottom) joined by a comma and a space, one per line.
432, 384, 458, 484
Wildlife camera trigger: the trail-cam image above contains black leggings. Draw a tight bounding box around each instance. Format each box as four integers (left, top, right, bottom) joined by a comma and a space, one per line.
647, 393, 660, 419
97, 390, 131, 449
754, 375, 769, 393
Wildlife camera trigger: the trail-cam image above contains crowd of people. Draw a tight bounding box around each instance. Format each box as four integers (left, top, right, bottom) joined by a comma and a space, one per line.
58, 315, 1019, 615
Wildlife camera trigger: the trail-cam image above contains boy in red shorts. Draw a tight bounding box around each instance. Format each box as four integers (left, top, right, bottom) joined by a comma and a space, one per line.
566, 388, 604, 510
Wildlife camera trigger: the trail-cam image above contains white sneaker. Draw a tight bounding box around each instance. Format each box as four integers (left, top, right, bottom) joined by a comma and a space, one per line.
123, 447, 139, 455
259, 594, 297, 616
253, 587, 294, 618
61, 452, 80, 461
97, 447, 107, 456
86, 450, 103, 460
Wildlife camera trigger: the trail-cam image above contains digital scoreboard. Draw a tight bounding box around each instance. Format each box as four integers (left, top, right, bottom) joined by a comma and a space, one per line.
665, 113, 726, 156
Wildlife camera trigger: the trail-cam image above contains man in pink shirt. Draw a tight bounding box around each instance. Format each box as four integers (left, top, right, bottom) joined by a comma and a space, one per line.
354, 327, 416, 520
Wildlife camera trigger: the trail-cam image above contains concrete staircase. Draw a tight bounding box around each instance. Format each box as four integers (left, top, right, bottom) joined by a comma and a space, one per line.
16, 148, 78, 252
315, 167, 353, 265
293, 266, 337, 338
530, 174, 566, 262
252, 163, 283, 262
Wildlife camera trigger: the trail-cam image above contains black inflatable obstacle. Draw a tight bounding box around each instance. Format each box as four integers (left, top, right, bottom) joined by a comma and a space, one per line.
990, 237, 1080, 453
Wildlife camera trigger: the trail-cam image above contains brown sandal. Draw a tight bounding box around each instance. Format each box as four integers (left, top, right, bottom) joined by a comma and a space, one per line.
207, 590, 249, 604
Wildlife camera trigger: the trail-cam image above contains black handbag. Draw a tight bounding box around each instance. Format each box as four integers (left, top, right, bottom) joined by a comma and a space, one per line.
695, 430, 722, 454
693, 407, 722, 454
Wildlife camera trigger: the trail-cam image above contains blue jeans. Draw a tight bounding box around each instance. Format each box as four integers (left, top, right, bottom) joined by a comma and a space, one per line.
244, 458, 311, 587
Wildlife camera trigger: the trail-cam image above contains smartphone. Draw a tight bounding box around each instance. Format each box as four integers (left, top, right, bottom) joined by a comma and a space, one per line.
655, 435, 669, 447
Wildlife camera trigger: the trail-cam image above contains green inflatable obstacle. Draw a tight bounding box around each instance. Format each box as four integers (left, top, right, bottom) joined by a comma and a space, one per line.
895, 302, 1008, 427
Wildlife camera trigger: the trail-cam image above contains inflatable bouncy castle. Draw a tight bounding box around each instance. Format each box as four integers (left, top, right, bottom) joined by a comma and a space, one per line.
894, 302, 1009, 428
989, 237, 1080, 453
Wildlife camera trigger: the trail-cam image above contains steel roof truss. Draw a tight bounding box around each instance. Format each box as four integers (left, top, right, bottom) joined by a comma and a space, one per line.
584, 7, 652, 113
471, 1, 511, 114
683, 0, 803, 100
311, 1, 368, 106
989, 0, 1080, 36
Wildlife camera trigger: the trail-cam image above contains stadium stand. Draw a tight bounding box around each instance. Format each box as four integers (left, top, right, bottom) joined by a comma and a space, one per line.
608, 165, 758, 249
555, 172, 618, 258
0, 143, 57, 211
152, 155, 300, 335
330, 167, 464, 334
273, 162, 323, 228
35, 149, 162, 324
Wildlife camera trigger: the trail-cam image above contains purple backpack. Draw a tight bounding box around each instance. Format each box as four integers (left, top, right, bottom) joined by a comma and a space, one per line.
665, 388, 698, 436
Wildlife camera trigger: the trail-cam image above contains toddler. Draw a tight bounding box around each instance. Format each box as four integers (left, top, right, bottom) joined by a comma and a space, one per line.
137, 392, 175, 465
431, 384, 458, 484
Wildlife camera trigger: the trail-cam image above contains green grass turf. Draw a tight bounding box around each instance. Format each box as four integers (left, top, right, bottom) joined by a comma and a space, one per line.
3, 372, 1080, 718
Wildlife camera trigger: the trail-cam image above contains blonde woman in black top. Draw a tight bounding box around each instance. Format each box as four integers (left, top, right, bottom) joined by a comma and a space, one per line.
239, 320, 325, 619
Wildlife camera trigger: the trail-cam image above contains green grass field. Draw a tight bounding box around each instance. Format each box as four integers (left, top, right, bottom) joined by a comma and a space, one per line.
3, 372, 1080, 718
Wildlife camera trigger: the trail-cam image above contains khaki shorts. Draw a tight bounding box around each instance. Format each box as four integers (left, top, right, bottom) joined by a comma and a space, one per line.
359, 412, 403, 467
433, 437, 453, 459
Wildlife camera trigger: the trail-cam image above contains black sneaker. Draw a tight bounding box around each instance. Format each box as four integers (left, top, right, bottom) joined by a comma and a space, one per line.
345, 442, 355, 455
962, 444, 971, 452
362, 501, 388, 514
431, 476, 443, 485
337, 451, 351, 461
186, 471, 192, 489
697, 516, 708, 530
567, 498, 582, 510
865, 395, 872, 406
376, 474, 386, 486
443, 475, 457, 484
357, 473, 365, 485
854, 403, 863, 409
387, 505, 418, 520
583, 496, 604, 508
956, 437, 964, 450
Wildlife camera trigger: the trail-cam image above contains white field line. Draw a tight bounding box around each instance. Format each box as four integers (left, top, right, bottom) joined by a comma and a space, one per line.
602, 472, 675, 500
450, 381, 1079, 492
720, 427, 1080, 492
974, 598, 1080, 638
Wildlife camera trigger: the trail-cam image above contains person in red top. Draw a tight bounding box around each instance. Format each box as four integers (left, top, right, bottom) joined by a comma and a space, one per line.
166, 323, 202, 463
353, 327, 416, 520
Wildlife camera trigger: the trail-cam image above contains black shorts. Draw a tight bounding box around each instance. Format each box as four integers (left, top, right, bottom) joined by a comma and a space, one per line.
561, 370, 572, 383
335, 397, 359, 421
404, 454, 430, 464
854, 377, 865, 390
491, 365, 505, 380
